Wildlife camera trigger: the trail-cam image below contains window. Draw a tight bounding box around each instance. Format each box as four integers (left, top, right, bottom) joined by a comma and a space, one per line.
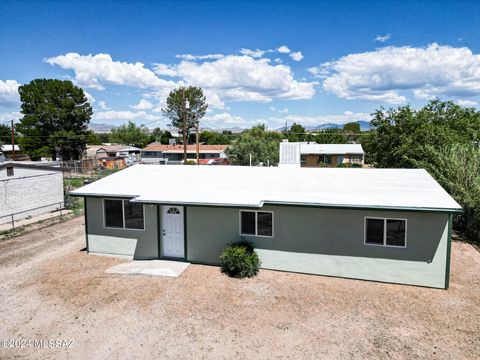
240, 210, 273, 237
124, 201, 144, 229
300, 155, 307, 166
104, 199, 144, 230
365, 217, 406, 247
318, 155, 332, 164
167, 207, 181, 214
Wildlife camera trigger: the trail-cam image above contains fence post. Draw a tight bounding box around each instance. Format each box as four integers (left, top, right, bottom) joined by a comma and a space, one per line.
11, 214, 15, 237
60, 202, 63, 217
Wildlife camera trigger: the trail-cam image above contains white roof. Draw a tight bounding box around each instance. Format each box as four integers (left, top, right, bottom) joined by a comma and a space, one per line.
300, 143, 364, 155
1, 145, 20, 152
71, 165, 461, 212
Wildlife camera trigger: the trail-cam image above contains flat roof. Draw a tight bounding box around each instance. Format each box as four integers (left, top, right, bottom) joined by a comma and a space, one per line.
142, 144, 228, 152
299, 143, 364, 155
71, 165, 461, 213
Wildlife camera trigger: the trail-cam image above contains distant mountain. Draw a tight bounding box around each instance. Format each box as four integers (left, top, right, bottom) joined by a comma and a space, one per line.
281, 120, 371, 132
89, 123, 116, 133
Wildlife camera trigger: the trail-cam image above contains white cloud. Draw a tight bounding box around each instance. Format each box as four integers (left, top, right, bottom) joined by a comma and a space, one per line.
374, 34, 391, 42
0, 80, 21, 106
203, 110, 369, 129
98, 101, 110, 110
455, 99, 477, 107
282, 111, 370, 125
153, 63, 178, 77
0, 111, 22, 123
203, 112, 250, 126
313, 43, 480, 104
277, 46, 291, 54
155, 55, 316, 103
175, 54, 224, 61
270, 106, 289, 113
130, 99, 154, 110
47, 49, 314, 112
45, 53, 176, 91
94, 110, 160, 122
239, 48, 266, 58
83, 90, 95, 104
289, 51, 303, 61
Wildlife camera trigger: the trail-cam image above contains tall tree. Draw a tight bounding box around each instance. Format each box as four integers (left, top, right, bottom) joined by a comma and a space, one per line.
286, 123, 306, 142
343, 121, 360, 133
162, 86, 208, 160
0, 123, 11, 145
364, 100, 480, 168
17, 79, 92, 160
109, 121, 151, 147
225, 125, 283, 166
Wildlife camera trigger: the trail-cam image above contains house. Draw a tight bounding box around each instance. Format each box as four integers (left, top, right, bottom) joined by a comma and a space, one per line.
279, 141, 364, 167
84, 145, 141, 161
0, 162, 64, 224
141, 144, 228, 164
97, 156, 126, 170
71, 165, 461, 289
1, 144, 28, 161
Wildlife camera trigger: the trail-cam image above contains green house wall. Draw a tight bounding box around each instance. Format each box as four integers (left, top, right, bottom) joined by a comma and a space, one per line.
186, 205, 449, 288
84, 197, 450, 288
85, 197, 159, 259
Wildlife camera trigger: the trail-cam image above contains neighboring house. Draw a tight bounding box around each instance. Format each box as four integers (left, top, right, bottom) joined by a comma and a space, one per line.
84, 145, 141, 161
97, 157, 126, 170
1, 144, 28, 161
279, 141, 364, 167
0, 162, 64, 224
71, 165, 461, 289
141, 144, 228, 164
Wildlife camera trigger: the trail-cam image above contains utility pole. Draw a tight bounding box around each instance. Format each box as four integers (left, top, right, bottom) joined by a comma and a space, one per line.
11, 119, 15, 161
195, 122, 200, 165
182, 88, 187, 163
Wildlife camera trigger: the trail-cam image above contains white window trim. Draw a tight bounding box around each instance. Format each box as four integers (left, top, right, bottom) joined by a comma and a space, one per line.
103, 198, 145, 231
364, 216, 407, 248
239, 210, 274, 238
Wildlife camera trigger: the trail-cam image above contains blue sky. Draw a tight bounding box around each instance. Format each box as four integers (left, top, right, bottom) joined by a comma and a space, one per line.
1, 0, 480, 130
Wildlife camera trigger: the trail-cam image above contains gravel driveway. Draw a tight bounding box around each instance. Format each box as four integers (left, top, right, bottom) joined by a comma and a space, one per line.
0, 216, 479, 359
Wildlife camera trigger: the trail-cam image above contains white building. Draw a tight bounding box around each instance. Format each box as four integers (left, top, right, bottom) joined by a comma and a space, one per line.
279, 141, 364, 167
0, 163, 64, 224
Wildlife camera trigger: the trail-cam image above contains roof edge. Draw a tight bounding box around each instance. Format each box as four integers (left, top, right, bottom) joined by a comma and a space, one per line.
69, 192, 463, 213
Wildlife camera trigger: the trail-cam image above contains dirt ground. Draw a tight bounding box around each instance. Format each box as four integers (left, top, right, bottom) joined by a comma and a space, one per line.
0, 217, 479, 359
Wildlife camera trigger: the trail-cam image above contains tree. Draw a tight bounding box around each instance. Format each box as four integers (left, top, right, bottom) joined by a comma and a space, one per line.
162, 86, 208, 160
225, 125, 283, 166
17, 79, 92, 160
189, 130, 230, 145
109, 121, 151, 147
286, 123, 306, 142
412, 144, 480, 243
0, 123, 11, 144
87, 131, 103, 145
343, 121, 360, 133
364, 100, 480, 168
314, 128, 348, 144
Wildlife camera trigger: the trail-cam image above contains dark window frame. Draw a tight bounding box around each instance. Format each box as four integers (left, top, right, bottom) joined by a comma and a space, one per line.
239, 210, 274, 238
364, 217, 407, 248
103, 199, 145, 231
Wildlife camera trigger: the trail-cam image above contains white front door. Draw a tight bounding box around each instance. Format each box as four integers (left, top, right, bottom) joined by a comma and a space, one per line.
161, 206, 185, 258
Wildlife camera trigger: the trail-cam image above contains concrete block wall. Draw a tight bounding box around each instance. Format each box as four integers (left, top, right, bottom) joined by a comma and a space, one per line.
0, 168, 64, 224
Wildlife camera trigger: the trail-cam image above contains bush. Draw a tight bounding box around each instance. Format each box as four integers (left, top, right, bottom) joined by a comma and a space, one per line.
220, 241, 261, 278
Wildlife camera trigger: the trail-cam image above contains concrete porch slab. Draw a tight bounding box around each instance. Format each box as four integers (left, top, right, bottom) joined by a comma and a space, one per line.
105, 260, 190, 277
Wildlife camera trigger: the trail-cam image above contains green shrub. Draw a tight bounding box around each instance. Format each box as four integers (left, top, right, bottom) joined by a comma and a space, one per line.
220, 241, 261, 278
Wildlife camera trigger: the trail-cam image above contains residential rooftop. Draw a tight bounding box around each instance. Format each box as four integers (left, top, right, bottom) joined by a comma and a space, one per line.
299, 143, 364, 155
142, 144, 228, 153
71, 164, 461, 212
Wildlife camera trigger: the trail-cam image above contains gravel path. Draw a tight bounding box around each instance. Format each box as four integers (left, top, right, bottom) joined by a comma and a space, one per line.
0, 216, 479, 359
